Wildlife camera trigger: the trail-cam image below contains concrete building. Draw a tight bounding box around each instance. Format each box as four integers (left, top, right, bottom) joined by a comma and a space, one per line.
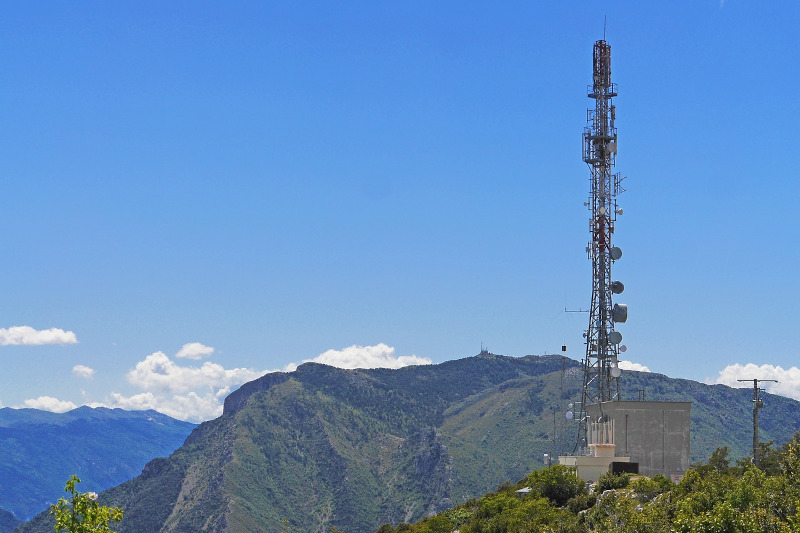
558, 419, 631, 482
587, 401, 691, 481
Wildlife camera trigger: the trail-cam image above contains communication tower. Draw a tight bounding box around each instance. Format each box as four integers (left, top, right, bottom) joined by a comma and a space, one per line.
575, 39, 628, 451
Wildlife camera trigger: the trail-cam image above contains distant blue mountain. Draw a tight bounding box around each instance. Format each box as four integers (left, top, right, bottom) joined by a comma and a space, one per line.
0, 509, 20, 533
0, 406, 195, 521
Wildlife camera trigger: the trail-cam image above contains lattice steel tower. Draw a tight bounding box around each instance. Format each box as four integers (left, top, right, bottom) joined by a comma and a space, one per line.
575, 39, 628, 451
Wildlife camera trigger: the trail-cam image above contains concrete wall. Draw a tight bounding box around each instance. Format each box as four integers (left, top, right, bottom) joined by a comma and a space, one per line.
587, 401, 691, 480
559, 454, 630, 483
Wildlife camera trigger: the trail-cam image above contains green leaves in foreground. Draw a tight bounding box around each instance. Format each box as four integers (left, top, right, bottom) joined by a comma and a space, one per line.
382, 435, 800, 533
50, 475, 123, 533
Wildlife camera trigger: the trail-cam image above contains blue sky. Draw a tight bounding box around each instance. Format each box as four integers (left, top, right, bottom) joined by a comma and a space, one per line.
1, 1, 798, 421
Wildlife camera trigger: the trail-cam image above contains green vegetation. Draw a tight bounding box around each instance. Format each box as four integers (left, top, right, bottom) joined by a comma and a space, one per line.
50, 476, 123, 533
379, 436, 800, 532
16, 354, 800, 533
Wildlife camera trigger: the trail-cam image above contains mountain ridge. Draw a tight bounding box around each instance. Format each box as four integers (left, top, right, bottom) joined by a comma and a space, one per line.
16, 353, 800, 533
0, 406, 196, 522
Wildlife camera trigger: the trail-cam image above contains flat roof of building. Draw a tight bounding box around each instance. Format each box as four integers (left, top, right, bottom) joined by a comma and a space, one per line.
589, 400, 692, 409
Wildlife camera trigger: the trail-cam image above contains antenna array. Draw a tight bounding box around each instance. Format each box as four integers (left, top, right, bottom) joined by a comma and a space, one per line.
575, 40, 628, 451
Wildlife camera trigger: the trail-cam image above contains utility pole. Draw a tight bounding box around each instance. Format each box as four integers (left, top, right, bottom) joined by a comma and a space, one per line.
737, 378, 777, 468
560, 344, 566, 456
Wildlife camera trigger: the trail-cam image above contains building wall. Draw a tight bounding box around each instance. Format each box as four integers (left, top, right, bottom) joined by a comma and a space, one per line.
559, 454, 630, 483
588, 401, 691, 480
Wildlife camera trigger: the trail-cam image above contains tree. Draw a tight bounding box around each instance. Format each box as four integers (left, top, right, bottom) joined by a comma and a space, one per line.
695, 446, 732, 475
377, 439, 800, 532
755, 440, 782, 475
50, 476, 123, 533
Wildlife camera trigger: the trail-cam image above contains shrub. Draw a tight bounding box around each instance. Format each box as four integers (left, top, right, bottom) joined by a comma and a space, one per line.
525, 465, 586, 507
595, 471, 632, 493
51, 475, 124, 533
566, 492, 596, 513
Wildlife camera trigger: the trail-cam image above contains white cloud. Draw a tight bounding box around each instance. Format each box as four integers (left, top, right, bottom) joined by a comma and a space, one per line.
21, 396, 77, 413
102, 392, 156, 411
100, 351, 271, 422
176, 342, 214, 360
712, 363, 800, 400
126, 351, 266, 394
158, 392, 228, 421
103, 389, 243, 422
304, 343, 432, 370
72, 365, 95, 379
618, 360, 650, 372
96, 343, 429, 423
0, 326, 77, 346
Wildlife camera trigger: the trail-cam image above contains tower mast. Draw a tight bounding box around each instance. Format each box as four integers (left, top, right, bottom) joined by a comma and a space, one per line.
575, 39, 628, 451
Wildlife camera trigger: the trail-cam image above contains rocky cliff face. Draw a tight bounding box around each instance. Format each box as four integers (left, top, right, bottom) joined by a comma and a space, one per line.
410, 428, 453, 517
